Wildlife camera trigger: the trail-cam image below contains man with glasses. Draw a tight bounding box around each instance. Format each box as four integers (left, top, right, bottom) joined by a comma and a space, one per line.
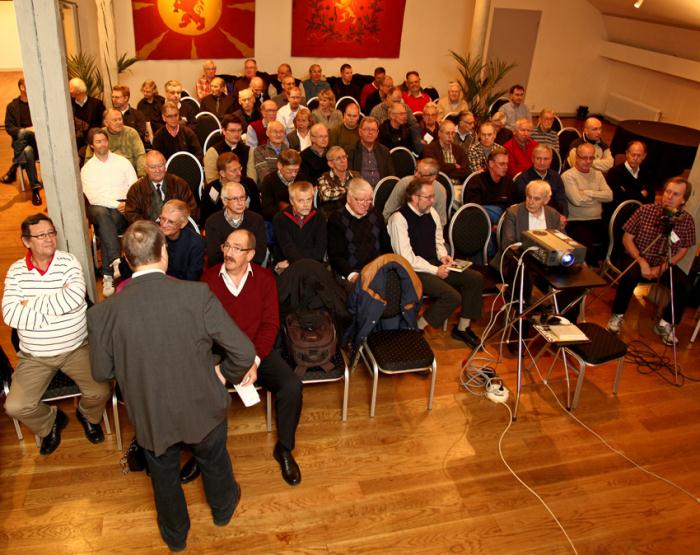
388, 180, 484, 347
566, 117, 613, 172
152, 101, 203, 162
195, 59, 218, 100
3, 214, 110, 455
159, 200, 204, 281
111, 84, 147, 146
382, 158, 448, 226
203, 114, 250, 184
423, 120, 469, 181
163, 79, 199, 129
347, 116, 394, 187
467, 122, 500, 174
246, 100, 279, 148
201, 151, 261, 225
317, 146, 360, 216
261, 149, 301, 221
205, 181, 266, 267
299, 123, 330, 185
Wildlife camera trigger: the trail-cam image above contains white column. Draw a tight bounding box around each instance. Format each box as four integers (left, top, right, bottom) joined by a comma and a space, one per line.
95, 0, 119, 95
13, 0, 97, 300
468, 0, 492, 62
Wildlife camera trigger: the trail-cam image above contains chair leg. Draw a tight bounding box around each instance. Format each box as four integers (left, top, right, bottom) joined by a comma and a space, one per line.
266, 390, 272, 432
102, 409, 112, 435
18, 165, 26, 192
13, 417, 23, 441
571, 361, 587, 411
613, 357, 624, 395
112, 391, 123, 452
427, 360, 437, 411
341, 367, 349, 422
370, 367, 379, 418
691, 311, 700, 343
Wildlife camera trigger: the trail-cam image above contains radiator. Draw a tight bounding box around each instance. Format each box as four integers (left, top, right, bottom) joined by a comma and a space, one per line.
605, 93, 661, 122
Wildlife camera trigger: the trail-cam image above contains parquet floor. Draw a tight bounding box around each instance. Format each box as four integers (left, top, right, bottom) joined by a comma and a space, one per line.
1, 121, 699, 554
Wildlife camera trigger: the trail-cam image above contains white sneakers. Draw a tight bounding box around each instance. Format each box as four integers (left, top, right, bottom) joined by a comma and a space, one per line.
111, 258, 121, 280
654, 320, 678, 346
102, 275, 115, 298
607, 314, 624, 334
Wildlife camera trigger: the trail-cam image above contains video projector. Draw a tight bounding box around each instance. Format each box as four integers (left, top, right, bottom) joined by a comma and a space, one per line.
521, 229, 586, 267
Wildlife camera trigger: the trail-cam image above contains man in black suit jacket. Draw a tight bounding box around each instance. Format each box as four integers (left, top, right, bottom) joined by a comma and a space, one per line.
87, 220, 256, 552
347, 117, 395, 187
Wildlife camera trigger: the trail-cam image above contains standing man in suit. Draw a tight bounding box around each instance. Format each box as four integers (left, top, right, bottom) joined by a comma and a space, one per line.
88, 220, 256, 552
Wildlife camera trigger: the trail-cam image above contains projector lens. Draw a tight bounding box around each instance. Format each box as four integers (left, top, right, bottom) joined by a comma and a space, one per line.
560, 253, 574, 267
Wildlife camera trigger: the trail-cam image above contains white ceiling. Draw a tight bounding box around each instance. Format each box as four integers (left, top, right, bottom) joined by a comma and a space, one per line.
587, 0, 700, 30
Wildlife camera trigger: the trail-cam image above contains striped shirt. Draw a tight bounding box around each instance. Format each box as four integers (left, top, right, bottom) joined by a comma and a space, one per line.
2, 250, 87, 356
531, 126, 559, 154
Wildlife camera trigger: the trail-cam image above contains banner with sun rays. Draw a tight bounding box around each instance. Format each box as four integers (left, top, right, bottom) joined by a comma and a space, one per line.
291, 0, 405, 58
132, 0, 255, 60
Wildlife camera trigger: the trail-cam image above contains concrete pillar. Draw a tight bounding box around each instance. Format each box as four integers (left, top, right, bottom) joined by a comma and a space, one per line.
468, 0, 492, 62
95, 0, 119, 95
13, 0, 97, 300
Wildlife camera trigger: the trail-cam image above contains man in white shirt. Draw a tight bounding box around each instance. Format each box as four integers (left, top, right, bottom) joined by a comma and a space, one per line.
81, 128, 137, 296
276, 87, 303, 133
388, 179, 484, 347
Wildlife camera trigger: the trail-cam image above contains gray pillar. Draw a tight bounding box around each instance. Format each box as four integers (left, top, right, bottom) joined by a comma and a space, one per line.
13, 0, 96, 300
468, 0, 492, 62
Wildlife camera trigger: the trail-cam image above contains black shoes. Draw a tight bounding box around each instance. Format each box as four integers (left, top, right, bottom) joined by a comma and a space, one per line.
31, 189, 42, 206
76, 409, 105, 444
179, 456, 201, 484
451, 325, 481, 349
40, 409, 68, 455
273, 444, 301, 486
1, 167, 16, 184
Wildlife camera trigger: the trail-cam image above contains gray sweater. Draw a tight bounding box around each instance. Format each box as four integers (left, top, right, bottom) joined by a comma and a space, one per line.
561, 167, 612, 221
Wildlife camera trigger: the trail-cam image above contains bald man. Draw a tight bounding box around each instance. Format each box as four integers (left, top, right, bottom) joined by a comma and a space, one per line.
200, 77, 234, 120
566, 117, 613, 172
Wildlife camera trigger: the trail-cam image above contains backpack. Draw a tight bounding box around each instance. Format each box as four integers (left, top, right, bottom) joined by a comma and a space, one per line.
284, 309, 337, 378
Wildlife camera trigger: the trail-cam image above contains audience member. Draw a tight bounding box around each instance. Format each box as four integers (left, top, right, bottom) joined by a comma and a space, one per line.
69, 77, 106, 130
531, 108, 560, 154
332, 63, 362, 103
437, 82, 468, 120
423, 120, 469, 181
566, 117, 613, 172
152, 101, 203, 162
467, 122, 500, 174
159, 200, 204, 281
402, 71, 430, 113
383, 157, 448, 226
272, 75, 298, 109
164, 79, 199, 129
232, 87, 260, 128
365, 74, 394, 116
490, 111, 513, 146
454, 110, 476, 153
203, 114, 249, 184
369, 85, 418, 128
276, 86, 304, 132
503, 118, 538, 178
360, 67, 386, 112
329, 102, 361, 153
195, 59, 218, 100
604, 140, 654, 211
463, 146, 514, 229
347, 117, 395, 187
136, 80, 165, 140
246, 100, 278, 148
312, 88, 342, 130
497, 84, 531, 130
298, 123, 329, 184
302, 63, 331, 100
111, 85, 147, 146
249, 76, 268, 107
232, 58, 263, 99
317, 146, 359, 216
419, 102, 440, 145
269, 63, 300, 97
379, 102, 415, 151
85, 108, 146, 177
286, 107, 312, 151
261, 148, 301, 221
200, 77, 234, 120
201, 152, 261, 224
250, 120, 287, 184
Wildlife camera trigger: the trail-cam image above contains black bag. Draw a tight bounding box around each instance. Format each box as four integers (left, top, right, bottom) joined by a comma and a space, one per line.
284, 309, 337, 378
120, 437, 149, 475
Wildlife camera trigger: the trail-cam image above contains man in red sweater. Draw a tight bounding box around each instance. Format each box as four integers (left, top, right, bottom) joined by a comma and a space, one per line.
503, 118, 538, 179
201, 229, 303, 486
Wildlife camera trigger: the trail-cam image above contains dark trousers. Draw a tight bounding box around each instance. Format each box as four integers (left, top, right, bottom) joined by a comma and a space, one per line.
12, 129, 40, 188
257, 349, 302, 451
144, 419, 239, 549
612, 255, 690, 325
418, 268, 483, 327
566, 219, 607, 265
86, 205, 127, 275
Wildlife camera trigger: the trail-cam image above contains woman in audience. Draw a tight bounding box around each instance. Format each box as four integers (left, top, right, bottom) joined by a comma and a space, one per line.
312, 88, 342, 130
490, 111, 512, 146
136, 80, 165, 141
287, 107, 312, 151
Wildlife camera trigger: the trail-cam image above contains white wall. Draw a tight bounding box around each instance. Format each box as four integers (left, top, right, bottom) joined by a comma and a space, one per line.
0, 2, 23, 70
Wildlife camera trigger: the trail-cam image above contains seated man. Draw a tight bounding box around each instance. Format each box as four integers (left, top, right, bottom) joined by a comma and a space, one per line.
195, 59, 217, 100
200, 77, 234, 120
327, 177, 392, 284
163, 79, 199, 129
136, 80, 165, 140
383, 157, 448, 226
3, 214, 110, 455
272, 75, 300, 109
359, 66, 385, 112
276, 86, 304, 133
604, 140, 654, 219
331, 63, 363, 103
261, 149, 301, 221
205, 181, 267, 267
317, 146, 359, 217
249, 120, 288, 184
81, 128, 137, 297
111, 84, 147, 146
402, 71, 431, 113
531, 108, 560, 154
437, 81, 468, 120
467, 122, 500, 174
369, 84, 419, 130
152, 102, 203, 162
503, 118, 538, 179
3, 77, 42, 205
232, 87, 260, 129
203, 114, 250, 184
490, 111, 513, 146
497, 84, 531, 130
378, 102, 414, 151
328, 102, 361, 153
463, 146, 514, 231
69, 77, 106, 130
272, 181, 326, 271
200, 152, 261, 225
85, 108, 146, 177
607, 177, 695, 346
567, 117, 613, 172
202, 229, 303, 485
423, 120, 469, 181
298, 123, 330, 185
454, 110, 476, 154
303, 63, 331, 100
419, 102, 440, 145
388, 179, 484, 347
347, 117, 395, 187
232, 58, 263, 99
246, 100, 278, 148
159, 200, 204, 281
125, 150, 198, 225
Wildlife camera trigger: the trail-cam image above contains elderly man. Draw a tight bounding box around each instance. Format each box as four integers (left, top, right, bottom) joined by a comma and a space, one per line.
152, 102, 203, 162
246, 100, 278, 148
369, 84, 419, 129
419, 102, 440, 145
317, 146, 360, 216
329, 102, 361, 153
200, 77, 234, 120
111, 84, 147, 145
303, 63, 331, 100
423, 120, 469, 181
202, 228, 303, 485
366, 74, 394, 117
85, 108, 146, 177
232, 87, 260, 128
388, 180, 484, 346
88, 220, 255, 552
3, 77, 42, 205
383, 157, 448, 226
276, 86, 304, 133
205, 181, 267, 267
272, 75, 300, 109
137, 80, 165, 139
332, 63, 362, 103
69, 77, 106, 130
299, 123, 330, 184
498, 85, 531, 130
81, 128, 137, 296
379, 102, 414, 151
347, 117, 395, 187
232, 58, 263, 99
531, 108, 560, 154
402, 71, 430, 113
270, 63, 301, 97
467, 122, 500, 174
164, 79, 199, 129
328, 177, 392, 283
360, 67, 385, 112
203, 114, 249, 184
195, 59, 218, 100
503, 118, 538, 178
249, 120, 287, 184
464, 146, 514, 231
514, 144, 568, 227
606, 177, 695, 345
125, 150, 197, 225
567, 117, 613, 172
249, 75, 267, 107
454, 110, 476, 153
562, 142, 613, 264
3, 214, 110, 455
605, 140, 654, 211
261, 149, 301, 221
158, 200, 204, 281
437, 82, 468, 120
201, 152, 260, 225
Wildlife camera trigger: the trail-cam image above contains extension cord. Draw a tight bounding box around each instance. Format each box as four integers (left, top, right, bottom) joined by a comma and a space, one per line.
486, 383, 510, 404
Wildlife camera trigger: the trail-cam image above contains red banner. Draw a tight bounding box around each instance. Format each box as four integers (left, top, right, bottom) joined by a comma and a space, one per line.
291, 0, 405, 58
132, 0, 255, 60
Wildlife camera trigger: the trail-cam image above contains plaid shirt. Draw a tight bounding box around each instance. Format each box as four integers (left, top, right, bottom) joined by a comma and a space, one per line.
467, 142, 501, 174
195, 76, 212, 100
623, 203, 695, 267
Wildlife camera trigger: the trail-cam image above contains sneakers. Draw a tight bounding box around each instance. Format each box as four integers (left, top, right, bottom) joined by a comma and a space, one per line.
102, 276, 115, 298
110, 258, 122, 280
607, 314, 624, 334
654, 321, 678, 346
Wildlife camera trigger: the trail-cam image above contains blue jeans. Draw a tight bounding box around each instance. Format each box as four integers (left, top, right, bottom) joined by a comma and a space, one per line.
86, 205, 127, 276
144, 419, 239, 549
13, 129, 40, 188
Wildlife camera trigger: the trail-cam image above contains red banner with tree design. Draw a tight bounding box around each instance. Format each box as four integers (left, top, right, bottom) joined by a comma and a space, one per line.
291, 0, 405, 58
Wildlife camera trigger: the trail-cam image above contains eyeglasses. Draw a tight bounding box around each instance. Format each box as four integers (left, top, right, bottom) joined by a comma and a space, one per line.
417, 194, 435, 200
576, 155, 595, 161
221, 243, 254, 253
27, 230, 57, 240
222, 195, 247, 203
329, 155, 347, 162
351, 196, 372, 204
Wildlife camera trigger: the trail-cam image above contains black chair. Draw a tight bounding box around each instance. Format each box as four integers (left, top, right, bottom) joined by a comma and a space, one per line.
551, 115, 563, 133
373, 176, 399, 218
551, 148, 562, 173
306, 97, 319, 111
335, 96, 359, 114
558, 127, 582, 167
390, 146, 416, 178
460, 171, 482, 206
436, 172, 454, 219
601, 200, 642, 281
180, 95, 200, 110
195, 111, 221, 148
488, 97, 509, 116
166, 151, 204, 202
203, 129, 222, 153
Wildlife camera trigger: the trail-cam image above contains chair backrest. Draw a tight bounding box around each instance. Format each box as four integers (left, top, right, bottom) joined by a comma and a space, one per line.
605, 199, 642, 273
203, 129, 222, 153
512, 171, 522, 183
496, 204, 515, 255
195, 111, 221, 147
336, 96, 359, 112
166, 151, 204, 201
551, 115, 563, 133
558, 127, 581, 161
448, 203, 491, 262
488, 97, 508, 116
460, 171, 482, 205
441, 111, 459, 122
550, 148, 562, 174
180, 89, 191, 98
373, 175, 399, 217
436, 171, 454, 217
181, 95, 200, 109
390, 146, 417, 178
306, 96, 319, 111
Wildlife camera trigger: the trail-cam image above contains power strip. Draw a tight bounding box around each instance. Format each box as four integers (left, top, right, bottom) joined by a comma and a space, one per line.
486, 383, 510, 404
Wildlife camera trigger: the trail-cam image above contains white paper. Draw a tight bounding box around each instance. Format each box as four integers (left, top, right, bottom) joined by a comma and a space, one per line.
234, 382, 261, 407
670, 230, 680, 244
209, 187, 220, 203
423, 133, 434, 144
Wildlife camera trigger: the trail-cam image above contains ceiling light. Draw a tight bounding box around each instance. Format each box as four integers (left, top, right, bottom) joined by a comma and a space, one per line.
634, 0, 644, 8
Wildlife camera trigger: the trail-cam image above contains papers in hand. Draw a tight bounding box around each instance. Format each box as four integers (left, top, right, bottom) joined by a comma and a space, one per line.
448, 259, 472, 272
234, 382, 261, 407
423, 133, 434, 144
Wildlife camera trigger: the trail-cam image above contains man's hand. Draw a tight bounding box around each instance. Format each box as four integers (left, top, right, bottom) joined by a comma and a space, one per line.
559, 215, 567, 229
639, 259, 654, 279
239, 361, 258, 387
116, 202, 126, 214
436, 264, 450, 279
439, 255, 453, 266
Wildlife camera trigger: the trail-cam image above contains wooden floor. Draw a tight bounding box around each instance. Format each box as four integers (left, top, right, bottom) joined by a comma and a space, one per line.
1, 128, 700, 554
